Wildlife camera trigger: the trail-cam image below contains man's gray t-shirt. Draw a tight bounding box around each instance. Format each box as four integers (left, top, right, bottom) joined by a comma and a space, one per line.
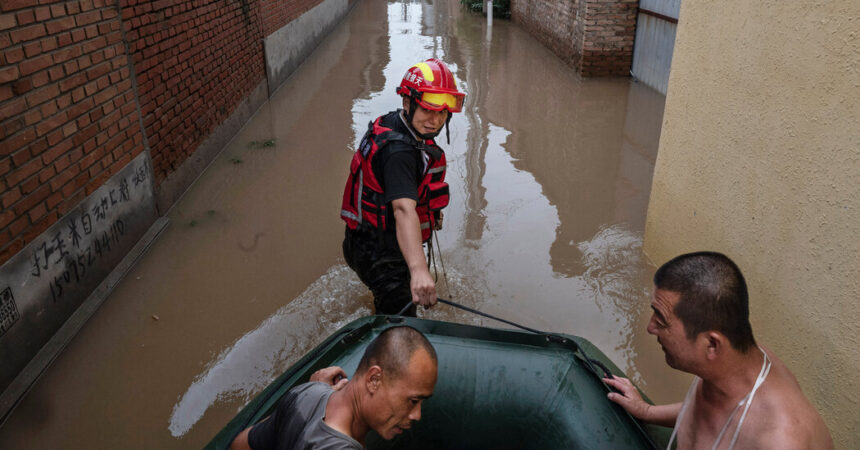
247, 382, 363, 450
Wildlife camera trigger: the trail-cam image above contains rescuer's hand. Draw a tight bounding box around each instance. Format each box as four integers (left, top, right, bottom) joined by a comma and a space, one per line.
392, 198, 438, 310
434, 211, 443, 230
410, 268, 437, 309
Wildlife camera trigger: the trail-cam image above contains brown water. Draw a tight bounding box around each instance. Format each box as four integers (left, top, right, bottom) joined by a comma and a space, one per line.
0, 0, 690, 447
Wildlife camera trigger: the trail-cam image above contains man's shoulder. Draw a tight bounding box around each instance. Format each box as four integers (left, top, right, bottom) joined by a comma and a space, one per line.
756, 352, 818, 415
737, 351, 833, 449
299, 384, 363, 450
279, 382, 332, 411
291, 381, 333, 397
377, 110, 406, 132
752, 417, 833, 450
754, 384, 832, 448
306, 421, 364, 450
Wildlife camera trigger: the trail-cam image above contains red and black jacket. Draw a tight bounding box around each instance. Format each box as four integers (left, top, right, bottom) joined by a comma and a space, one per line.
341, 115, 449, 243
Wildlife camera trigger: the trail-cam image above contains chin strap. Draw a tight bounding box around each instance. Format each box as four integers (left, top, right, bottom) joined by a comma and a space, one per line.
405, 95, 417, 126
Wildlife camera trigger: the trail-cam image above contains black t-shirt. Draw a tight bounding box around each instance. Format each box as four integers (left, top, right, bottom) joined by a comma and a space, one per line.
370, 110, 427, 243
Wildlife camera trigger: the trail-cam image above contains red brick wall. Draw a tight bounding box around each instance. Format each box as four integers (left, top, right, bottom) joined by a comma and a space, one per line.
1, 0, 146, 265
511, 0, 583, 68
1, 0, 351, 266
580, 0, 637, 76
258, 0, 325, 37
120, 0, 265, 184
511, 0, 637, 77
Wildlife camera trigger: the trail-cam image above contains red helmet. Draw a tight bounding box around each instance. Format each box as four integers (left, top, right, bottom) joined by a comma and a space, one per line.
396, 59, 465, 113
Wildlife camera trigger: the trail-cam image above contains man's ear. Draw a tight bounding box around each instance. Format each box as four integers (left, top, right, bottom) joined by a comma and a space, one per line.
365, 366, 383, 394
402, 96, 410, 112
705, 331, 724, 361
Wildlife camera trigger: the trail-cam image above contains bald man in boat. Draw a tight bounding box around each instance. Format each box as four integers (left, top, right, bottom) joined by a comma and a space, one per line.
604, 252, 832, 449
230, 326, 437, 449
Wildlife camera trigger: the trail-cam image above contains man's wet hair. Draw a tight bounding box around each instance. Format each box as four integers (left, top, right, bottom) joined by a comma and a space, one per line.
355, 326, 437, 379
654, 251, 757, 352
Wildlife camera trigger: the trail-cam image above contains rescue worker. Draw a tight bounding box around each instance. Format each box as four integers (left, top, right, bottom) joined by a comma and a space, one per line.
341, 59, 465, 316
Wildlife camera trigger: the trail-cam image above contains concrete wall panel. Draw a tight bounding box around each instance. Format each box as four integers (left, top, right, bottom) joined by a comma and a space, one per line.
644, 0, 859, 446
264, 0, 350, 96
0, 152, 156, 395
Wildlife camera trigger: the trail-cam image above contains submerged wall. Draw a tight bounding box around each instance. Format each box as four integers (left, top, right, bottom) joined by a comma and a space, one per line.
644, 0, 859, 447
510, 0, 637, 76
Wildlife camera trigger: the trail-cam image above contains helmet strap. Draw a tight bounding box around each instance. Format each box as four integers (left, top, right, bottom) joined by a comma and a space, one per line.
445, 114, 452, 145
405, 95, 441, 141
406, 95, 417, 126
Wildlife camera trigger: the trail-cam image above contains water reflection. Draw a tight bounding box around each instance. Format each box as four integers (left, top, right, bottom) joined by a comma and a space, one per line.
577, 224, 652, 383
168, 265, 371, 436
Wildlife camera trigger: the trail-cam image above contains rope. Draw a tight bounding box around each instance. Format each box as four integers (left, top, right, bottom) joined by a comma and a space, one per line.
394, 296, 617, 378
396, 301, 414, 316
432, 226, 454, 298
394, 228, 614, 380
434, 297, 544, 334
394, 296, 542, 334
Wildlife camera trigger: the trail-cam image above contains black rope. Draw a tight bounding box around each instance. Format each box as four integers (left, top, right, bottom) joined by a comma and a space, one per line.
431, 226, 453, 299
396, 301, 414, 316
395, 296, 546, 339
394, 297, 614, 383
434, 297, 544, 334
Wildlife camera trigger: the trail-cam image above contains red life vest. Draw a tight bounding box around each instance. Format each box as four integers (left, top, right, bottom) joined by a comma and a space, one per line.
341, 116, 449, 243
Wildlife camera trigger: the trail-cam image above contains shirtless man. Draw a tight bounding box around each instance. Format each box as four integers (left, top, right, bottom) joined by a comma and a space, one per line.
604, 252, 832, 449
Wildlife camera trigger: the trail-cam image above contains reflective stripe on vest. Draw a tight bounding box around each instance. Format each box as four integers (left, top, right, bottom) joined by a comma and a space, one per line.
355, 169, 363, 225
341, 209, 360, 223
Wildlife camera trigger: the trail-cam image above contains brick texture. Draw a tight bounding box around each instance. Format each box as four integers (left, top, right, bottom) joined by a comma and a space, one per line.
1, 0, 145, 265
1, 0, 334, 265
511, 0, 637, 77
120, 0, 266, 184
259, 0, 325, 37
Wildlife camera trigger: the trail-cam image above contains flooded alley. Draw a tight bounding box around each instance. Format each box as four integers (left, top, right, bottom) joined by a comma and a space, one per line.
0, 0, 689, 447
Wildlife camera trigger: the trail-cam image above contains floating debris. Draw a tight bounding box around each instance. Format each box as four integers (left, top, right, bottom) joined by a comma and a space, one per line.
248, 139, 276, 149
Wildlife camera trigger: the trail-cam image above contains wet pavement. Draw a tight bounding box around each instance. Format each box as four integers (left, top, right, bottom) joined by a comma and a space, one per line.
0, 0, 690, 447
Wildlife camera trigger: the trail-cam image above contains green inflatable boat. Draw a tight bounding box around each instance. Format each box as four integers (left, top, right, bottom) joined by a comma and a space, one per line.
205, 315, 671, 449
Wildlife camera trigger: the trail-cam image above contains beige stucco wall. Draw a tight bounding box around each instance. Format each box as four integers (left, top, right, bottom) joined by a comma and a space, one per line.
644, 1, 859, 447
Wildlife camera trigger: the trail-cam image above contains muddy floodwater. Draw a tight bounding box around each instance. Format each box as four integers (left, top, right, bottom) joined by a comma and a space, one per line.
0, 0, 691, 447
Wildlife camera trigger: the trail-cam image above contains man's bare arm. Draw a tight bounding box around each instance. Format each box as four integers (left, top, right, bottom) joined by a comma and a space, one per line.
603, 375, 681, 427
392, 198, 436, 308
